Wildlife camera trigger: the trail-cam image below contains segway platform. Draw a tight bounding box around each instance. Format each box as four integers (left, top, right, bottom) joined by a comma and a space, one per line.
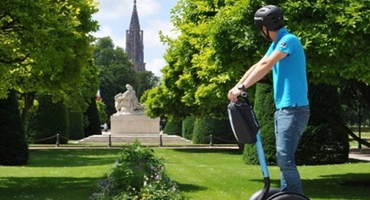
228, 92, 309, 200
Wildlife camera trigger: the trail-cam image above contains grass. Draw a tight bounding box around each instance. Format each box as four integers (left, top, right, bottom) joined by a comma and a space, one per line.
154, 148, 370, 200
0, 149, 120, 200
0, 147, 369, 200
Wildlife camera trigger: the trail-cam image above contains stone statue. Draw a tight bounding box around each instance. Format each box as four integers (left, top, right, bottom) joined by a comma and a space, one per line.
114, 84, 144, 115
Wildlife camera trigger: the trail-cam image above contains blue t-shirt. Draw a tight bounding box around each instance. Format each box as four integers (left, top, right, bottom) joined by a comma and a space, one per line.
265, 27, 309, 109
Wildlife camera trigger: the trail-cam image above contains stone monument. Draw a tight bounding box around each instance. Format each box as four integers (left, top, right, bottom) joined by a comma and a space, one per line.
110, 84, 159, 134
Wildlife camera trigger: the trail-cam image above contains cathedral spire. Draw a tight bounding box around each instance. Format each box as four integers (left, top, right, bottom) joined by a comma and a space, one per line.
126, 0, 146, 72
129, 0, 140, 30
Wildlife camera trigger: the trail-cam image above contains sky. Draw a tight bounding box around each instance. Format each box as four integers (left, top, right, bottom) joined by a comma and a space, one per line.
92, 0, 179, 78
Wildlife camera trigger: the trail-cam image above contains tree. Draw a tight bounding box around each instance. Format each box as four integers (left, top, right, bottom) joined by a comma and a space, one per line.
279, 0, 370, 84
144, 0, 270, 120
145, 0, 229, 120
135, 71, 159, 101
94, 37, 136, 117
1, 0, 98, 165
146, 0, 370, 116
0, 0, 100, 124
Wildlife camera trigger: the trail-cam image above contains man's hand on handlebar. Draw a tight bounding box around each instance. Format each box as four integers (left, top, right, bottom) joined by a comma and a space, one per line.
227, 87, 243, 103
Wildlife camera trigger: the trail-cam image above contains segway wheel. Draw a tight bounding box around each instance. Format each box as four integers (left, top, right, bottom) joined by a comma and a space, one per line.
267, 192, 309, 200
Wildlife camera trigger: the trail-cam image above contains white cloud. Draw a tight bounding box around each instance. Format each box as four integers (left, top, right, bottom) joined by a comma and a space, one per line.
137, 0, 161, 17
93, 25, 113, 38
94, 0, 131, 21
94, 0, 160, 21
146, 58, 166, 78
144, 19, 174, 48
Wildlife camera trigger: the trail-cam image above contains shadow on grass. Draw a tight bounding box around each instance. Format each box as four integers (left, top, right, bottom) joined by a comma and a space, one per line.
28, 149, 121, 167
347, 158, 369, 163
176, 182, 208, 193
249, 172, 370, 200
171, 148, 243, 155
0, 176, 99, 200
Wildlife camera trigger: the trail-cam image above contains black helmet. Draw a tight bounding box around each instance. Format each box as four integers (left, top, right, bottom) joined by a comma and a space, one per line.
254, 5, 284, 31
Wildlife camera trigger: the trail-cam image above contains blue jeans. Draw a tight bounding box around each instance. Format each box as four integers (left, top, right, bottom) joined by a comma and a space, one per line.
274, 105, 310, 194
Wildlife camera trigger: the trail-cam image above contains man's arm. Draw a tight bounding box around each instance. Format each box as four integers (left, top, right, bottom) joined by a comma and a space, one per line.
242, 50, 287, 89
228, 50, 287, 102
233, 56, 268, 87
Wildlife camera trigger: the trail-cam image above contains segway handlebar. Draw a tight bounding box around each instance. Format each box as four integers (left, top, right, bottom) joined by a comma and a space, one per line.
227, 92, 259, 144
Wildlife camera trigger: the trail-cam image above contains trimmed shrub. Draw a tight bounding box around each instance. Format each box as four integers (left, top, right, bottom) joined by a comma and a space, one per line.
68, 111, 84, 140
84, 97, 102, 137
90, 141, 183, 200
29, 94, 68, 144
182, 116, 195, 140
0, 90, 29, 165
243, 83, 275, 165
192, 115, 236, 144
296, 83, 349, 165
163, 120, 182, 136
242, 83, 349, 165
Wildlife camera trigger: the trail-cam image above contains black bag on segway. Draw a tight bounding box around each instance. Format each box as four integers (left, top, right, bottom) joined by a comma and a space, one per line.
227, 93, 259, 144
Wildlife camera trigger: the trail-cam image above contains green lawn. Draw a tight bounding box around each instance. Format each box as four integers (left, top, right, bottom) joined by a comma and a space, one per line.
0, 149, 120, 200
154, 148, 370, 200
0, 147, 369, 200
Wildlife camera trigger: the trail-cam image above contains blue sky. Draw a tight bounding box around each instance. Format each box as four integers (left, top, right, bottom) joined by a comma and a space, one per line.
93, 0, 179, 77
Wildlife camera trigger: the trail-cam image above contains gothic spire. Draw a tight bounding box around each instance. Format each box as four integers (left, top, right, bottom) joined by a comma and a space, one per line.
129, 0, 140, 31
126, 0, 146, 72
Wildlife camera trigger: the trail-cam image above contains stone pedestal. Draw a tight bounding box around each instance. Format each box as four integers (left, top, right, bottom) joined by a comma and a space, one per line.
110, 112, 160, 134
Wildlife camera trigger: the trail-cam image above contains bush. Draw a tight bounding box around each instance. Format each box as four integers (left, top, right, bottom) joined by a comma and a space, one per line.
67, 111, 84, 140
243, 83, 275, 165
163, 120, 182, 136
84, 97, 102, 137
91, 141, 183, 200
182, 116, 195, 140
0, 90, 29, 165
192, 115, 236, 144
296, 83, 349, 165
242, 83, 350, 165
28, 94, 68, 144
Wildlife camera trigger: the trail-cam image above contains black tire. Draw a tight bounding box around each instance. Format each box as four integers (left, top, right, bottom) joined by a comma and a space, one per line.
267, 192, 309, 200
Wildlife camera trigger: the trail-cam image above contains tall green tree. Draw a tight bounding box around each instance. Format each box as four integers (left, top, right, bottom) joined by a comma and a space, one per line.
135, 71, 159, 101
0, 0, 99, 123
0, 0, 98, 165
94, 37, 136, 117
279, 0, 370, 84
145, 0, 226, 120
144, 0, 269, 120
145, 0, 370, 117
143, 0, 370, 151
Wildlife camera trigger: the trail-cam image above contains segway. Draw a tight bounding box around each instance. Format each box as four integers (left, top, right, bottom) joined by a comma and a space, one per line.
227, 92, 309, 200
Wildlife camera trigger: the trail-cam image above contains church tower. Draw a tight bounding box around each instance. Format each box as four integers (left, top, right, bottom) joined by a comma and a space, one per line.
126, 0, 146, 72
